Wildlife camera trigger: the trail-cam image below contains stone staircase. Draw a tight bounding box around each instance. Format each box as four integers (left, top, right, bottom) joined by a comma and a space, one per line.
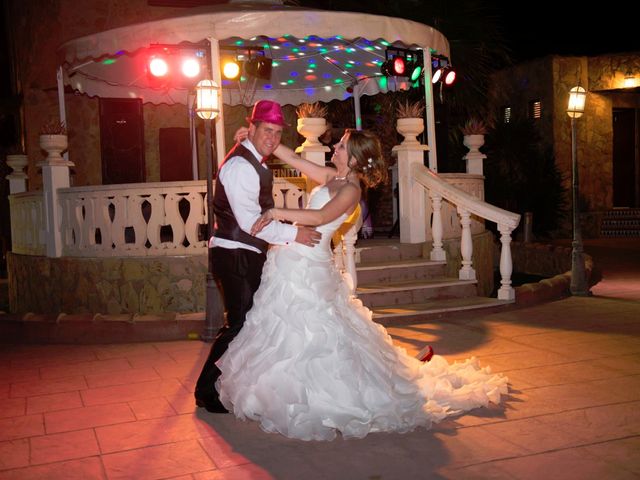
354, 240, 511, 325
600, 209, 640, 237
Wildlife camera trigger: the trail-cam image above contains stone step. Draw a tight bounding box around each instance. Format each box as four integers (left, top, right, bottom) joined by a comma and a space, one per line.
356, 258, 447, 284
356, 239, 425, 264
370, 296, 512, 325
356, 278, 478, 307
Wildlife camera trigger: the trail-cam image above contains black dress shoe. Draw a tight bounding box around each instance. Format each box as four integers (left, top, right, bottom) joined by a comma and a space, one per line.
195, 394, 229, 414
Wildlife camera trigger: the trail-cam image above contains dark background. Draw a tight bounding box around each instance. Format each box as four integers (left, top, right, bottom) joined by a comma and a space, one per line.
498, 2, 639, 61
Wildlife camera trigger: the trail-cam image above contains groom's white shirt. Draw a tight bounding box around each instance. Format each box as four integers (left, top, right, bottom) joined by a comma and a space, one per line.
210, 139, 297, 253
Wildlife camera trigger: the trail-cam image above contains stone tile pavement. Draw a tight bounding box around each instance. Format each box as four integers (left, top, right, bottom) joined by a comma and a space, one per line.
0, 238, 638, 479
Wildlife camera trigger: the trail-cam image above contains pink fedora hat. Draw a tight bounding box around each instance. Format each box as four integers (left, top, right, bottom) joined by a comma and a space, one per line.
247, 100, 288, 127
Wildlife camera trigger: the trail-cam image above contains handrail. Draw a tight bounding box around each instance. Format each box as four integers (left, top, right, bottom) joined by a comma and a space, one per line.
411, 163, 520, 301
412, 164, 520, 229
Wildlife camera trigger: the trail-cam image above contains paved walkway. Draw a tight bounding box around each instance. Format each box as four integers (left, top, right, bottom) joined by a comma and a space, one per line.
0, 238, 638, 479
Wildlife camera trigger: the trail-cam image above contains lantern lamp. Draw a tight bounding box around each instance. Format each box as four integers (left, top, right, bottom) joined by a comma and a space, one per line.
195, 79, 219, 120
567, 86, 586, 118
566, 84, 589, 296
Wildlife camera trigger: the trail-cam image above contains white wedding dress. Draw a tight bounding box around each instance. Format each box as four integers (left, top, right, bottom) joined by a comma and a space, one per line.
216, 186, 508, 441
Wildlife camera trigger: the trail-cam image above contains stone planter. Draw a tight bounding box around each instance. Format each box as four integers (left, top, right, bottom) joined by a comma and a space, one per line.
463, 134, 485, 154
6, 154, 28, 174
463, 134, 486, 175
6, 154, 29, 193
396, 117, 424, 146
39, 134, 68, 163
297, 117, 327, 148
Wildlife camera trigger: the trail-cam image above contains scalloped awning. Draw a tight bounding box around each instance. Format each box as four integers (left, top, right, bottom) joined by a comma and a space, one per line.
59, 4, 449, 106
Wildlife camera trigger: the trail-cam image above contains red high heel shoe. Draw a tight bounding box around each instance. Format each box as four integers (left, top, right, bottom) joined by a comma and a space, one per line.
417, 345, 434, 362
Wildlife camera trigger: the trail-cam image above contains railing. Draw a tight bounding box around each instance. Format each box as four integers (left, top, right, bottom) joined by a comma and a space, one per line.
8, 192, 46, 256
7, 114, 525, 316
52, 178, 306, 257
412, 164, 521, 300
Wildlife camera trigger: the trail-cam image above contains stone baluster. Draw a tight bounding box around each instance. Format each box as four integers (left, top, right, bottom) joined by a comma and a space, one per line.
429, 192, 446, 261
6, 154, 29, 194
497, 224, 516, 300
457, 207, 476, 280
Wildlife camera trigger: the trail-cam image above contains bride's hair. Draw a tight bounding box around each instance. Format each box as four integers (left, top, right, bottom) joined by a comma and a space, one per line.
344, 129, 388, 188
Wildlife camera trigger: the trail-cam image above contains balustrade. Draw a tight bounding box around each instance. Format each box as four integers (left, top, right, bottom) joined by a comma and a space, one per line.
52, 178, 306, 258
6, 117, 519, 304
8, 192, 46, 255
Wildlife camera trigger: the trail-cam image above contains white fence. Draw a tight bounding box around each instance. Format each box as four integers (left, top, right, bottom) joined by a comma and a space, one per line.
10, 178, 306, 258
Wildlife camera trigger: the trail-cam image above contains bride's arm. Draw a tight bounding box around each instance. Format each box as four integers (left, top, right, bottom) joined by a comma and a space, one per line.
232, 127, 335, 184
251, 184, 360, 234
273, 143, 336, 185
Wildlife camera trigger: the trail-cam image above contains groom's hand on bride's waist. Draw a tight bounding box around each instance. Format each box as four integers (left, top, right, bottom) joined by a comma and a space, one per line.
295, 226, 321, 247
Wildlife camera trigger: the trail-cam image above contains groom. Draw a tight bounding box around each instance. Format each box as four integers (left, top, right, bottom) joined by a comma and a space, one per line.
195, 100, 321, 413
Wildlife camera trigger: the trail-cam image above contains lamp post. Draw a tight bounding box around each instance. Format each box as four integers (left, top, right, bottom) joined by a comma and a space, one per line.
196, 78, 225, 340
566, 85, 589, 296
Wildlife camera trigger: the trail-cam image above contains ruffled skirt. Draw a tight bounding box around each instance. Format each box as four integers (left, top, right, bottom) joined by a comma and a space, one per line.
216, 244, 508, 441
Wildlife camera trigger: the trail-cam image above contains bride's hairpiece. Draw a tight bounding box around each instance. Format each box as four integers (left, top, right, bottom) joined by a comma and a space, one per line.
362, 157, 374, 172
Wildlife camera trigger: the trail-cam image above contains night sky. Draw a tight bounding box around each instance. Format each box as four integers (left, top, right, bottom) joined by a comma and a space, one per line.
499, 2, 640, 61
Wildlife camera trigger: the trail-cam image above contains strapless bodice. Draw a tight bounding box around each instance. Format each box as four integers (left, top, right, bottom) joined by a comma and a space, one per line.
295, 185, 348, 255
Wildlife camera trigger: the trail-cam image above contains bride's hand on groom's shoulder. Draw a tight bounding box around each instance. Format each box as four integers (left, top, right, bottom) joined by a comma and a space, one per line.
251, 210, 274, 235
234, 127, 249, 143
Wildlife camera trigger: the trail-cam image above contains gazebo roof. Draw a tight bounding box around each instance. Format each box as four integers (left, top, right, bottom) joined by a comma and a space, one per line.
59, 3, 449, 106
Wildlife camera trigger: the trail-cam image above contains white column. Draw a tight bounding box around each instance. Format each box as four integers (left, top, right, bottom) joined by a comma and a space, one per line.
393, 142, 428, 243
57, 67, 69, 163
299, 147, 328, 195
353, 82, 363, 131
296, 131, 329, 195
390, 163, 398, 226
422, 47, 438, 172
208, 38, 226, 166
38, 138, 74, 257
6, 154, 28, 194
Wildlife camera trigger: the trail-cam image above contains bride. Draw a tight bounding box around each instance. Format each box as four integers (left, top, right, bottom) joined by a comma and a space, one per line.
216, 128, 508, 441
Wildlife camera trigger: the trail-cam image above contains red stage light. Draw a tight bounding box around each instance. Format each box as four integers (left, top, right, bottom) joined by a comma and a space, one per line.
392, 57, 406, 76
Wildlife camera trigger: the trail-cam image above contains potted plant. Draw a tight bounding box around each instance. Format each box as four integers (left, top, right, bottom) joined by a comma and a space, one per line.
461, 118, 488, 136
296, 102, 328, 147
461, 118, 488, 156
396, 100, 425, 145
39, 119, 68, 162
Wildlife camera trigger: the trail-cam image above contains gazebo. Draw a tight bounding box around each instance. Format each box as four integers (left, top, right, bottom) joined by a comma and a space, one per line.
6, 2, 520, 326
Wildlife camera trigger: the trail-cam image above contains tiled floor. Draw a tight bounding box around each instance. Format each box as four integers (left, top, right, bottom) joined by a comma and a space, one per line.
0, 238, 638, 479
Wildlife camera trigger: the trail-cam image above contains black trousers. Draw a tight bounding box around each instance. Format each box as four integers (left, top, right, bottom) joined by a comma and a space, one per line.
195, 247, 266, 401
